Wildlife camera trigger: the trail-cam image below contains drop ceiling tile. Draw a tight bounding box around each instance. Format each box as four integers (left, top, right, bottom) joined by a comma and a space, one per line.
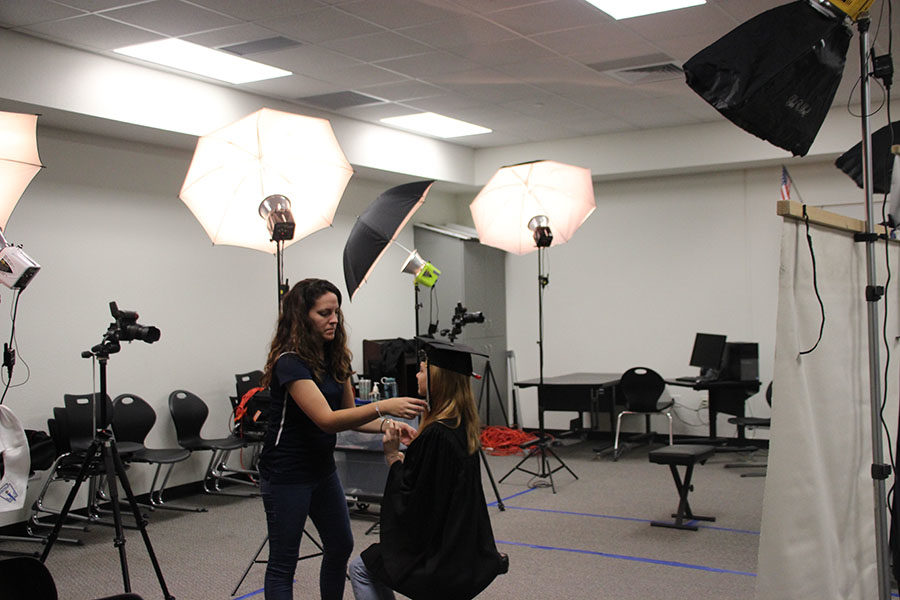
534, 80, 640, 110
567, 41, 669, 68
187, 0, 323, 21
617, 4, 736, 42
321, 31, 432, 62
530, 22, 646, 56
500, 94, 594, 118
336, 0, 464, 29
715, 0, 785, 23
375, 51, 481, 78
21, 14, 162, 50
428, 69, 540, 103
241, 73, 340, 98
182, 23, 288, 48
446, 37, 557, 67
652, 31, 728, 62
258, 6, 382, 44
398, 14, 519, 49
335, 102, 417, 121
463, 131, 529, 147
491, 56, 602, 85
357, 79, 445, 102
259, 44, 362, 76
59, 1, 138, 9
487, 0, 609, 36
315, 63, 410, 88
404, 92, 487, 113
102, 0, 239, 36
449, 0, 551, 14
1, 0, 82, 27
563, 115, 632, 136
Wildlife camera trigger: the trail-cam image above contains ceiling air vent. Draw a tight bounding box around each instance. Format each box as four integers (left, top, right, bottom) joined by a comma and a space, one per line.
297, 91, 384, 110
221, 36, 301, 56
586, 53, 684, 85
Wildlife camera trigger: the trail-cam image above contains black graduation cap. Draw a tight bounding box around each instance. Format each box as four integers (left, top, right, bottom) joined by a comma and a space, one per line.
416, 337, 486, 377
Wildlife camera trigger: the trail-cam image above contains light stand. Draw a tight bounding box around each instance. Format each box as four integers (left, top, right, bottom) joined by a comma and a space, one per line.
499, 218, 578, 493
854, 15, 891, 600
40, 322, 173, 599
259, 194, 295, 302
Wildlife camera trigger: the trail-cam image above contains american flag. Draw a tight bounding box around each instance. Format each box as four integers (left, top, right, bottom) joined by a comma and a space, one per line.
780, 166, 791, 201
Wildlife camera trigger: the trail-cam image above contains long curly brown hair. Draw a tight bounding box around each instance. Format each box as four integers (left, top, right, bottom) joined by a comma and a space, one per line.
418, 364, 481, 455
261, 278, 353, 387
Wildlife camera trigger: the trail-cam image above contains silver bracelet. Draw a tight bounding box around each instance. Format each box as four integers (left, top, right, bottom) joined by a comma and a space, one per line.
374, 401, 383, 418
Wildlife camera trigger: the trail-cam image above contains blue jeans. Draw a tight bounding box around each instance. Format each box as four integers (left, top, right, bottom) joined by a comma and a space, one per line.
348, 555, 395, 600
261, 471, 353, 600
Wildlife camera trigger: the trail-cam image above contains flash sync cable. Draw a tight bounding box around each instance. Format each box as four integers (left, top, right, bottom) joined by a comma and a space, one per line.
0, 289, 28, 406
786, 171, 827, 357
879, 3, 897, 517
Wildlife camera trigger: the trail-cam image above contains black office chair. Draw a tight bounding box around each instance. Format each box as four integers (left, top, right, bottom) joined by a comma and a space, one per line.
612, 367, 674, 460
112, 393, 205, 512
168, 389, 257, 496
0, 555, 145, 600
725, 381, 772, 476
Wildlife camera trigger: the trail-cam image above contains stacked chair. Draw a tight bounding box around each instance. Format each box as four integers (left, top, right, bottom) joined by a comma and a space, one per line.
29, 393, 142, 541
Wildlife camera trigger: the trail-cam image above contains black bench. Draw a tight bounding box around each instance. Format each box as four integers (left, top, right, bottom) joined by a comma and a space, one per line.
648, 444, 716, 531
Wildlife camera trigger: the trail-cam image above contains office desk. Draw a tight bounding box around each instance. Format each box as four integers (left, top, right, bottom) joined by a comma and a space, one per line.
666, 378, 761, 438
515, 372, 621, 432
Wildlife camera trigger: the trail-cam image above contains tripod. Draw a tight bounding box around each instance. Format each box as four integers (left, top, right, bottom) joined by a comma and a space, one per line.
477, 359, 509, 428
499, 245, 577, 493
40, 347, 174, 600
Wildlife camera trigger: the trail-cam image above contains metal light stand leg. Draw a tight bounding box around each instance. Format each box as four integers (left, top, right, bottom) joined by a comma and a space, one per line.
477, 360, 509, 427
40, 355, 175, 600
498, 247, 577, 493
231, 530, 324, 596
855, 16, 891, 600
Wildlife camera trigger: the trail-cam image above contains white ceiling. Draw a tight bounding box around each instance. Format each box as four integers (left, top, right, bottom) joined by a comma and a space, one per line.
2, 0, 893, 150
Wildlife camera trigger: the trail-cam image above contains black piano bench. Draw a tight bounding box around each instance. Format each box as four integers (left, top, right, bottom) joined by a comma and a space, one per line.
648, 444, 716, 531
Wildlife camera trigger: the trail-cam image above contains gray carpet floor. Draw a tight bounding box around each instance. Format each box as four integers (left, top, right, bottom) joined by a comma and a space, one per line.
1, 441, 766, 599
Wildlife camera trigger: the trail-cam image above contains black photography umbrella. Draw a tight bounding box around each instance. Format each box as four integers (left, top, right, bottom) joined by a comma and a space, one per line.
683, 0, 852, 157
343, 180, 434, 300
835, 121, 900, 195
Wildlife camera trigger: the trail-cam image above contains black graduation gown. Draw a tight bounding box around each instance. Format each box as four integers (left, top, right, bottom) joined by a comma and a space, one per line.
360, 419, 504, 600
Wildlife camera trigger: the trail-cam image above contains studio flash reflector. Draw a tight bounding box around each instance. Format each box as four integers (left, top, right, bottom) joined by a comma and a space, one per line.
683, 0, 852, 157
0, 229, 38, 290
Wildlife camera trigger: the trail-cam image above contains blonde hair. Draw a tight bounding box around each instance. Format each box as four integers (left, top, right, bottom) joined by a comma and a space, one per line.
418, 364, 481, 455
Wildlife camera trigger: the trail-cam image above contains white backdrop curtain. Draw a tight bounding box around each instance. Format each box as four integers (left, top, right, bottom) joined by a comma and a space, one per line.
756, 216, 899, 599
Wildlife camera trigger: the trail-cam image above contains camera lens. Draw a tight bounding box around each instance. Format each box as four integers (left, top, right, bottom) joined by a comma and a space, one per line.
122, 325, 160, 343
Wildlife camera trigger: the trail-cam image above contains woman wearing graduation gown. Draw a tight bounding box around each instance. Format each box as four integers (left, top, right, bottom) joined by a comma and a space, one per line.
349, 339, 507, 600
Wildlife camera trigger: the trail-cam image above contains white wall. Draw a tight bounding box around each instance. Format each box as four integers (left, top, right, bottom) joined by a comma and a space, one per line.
502, 158, 869, 437
0, 126, 461, 526
1, 121, 876, 528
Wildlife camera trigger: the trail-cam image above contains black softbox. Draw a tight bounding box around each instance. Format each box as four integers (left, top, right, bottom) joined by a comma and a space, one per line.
683, 1, 852, 157
835, 121, 900, 195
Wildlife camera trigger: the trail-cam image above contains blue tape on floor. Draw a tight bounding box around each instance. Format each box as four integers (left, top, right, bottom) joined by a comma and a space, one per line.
233, 587, 264, 599
496, 539, 756, 576
487, 487, 539, 506
502, 505, 760, 535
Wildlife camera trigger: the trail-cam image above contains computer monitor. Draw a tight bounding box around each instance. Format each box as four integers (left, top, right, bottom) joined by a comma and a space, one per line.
689, 333, 727, 373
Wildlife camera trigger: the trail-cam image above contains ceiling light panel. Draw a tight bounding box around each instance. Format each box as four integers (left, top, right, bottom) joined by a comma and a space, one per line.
380, 112, 492, 138
114, 39, 291, 84
582, 0, 706, 20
